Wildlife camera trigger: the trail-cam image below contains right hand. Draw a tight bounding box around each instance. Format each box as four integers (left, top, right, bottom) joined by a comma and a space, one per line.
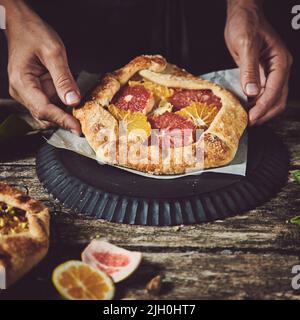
225, 0, 293, 126
5, 1, 82, 134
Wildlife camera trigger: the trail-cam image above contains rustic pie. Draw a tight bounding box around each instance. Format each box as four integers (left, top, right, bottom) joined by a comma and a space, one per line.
74, 55, 247, 175
0, 183, 49, 287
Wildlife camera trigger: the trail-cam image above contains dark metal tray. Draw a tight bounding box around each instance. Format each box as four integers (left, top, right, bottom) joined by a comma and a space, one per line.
36, 126, 289, 225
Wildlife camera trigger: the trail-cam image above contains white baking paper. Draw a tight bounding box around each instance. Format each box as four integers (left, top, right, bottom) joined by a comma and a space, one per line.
47, 68, 248, 179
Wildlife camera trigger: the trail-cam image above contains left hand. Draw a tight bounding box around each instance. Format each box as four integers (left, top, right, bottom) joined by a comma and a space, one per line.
225, 0, 293, 126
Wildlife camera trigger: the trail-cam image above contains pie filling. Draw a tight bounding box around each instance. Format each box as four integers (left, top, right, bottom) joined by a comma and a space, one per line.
109, 78, 222, 147
0, 201, 29, 235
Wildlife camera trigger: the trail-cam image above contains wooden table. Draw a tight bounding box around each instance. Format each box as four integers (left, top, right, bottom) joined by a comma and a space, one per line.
1, 101, 300, 300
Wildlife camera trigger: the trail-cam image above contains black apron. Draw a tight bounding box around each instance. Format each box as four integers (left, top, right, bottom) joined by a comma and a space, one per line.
0, 0, 232, 97
28, 0, 190, 72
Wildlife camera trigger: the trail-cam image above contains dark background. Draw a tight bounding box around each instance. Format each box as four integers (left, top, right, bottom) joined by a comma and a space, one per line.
0, 0, 299, 99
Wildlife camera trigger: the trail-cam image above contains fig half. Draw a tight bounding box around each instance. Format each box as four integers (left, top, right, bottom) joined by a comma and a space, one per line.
82, 240, 142, 283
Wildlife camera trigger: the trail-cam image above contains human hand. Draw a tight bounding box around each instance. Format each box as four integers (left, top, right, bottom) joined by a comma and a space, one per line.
225, 0, 293, 125
4, 1, 81, 134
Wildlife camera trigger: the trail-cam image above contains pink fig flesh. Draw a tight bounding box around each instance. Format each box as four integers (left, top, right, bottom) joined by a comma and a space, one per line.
82, 240, 142, 283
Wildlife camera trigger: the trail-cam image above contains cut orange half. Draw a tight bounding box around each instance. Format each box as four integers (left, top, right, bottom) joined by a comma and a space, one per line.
52, 260, 115, 300
176, 102, 219, 130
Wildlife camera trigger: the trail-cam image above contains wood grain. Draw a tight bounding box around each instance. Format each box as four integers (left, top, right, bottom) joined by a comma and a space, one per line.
0, 102, 300, 299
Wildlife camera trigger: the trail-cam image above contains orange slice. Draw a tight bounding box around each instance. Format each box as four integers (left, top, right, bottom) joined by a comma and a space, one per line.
108, 104, 128, 121
108, 104, 151, 138
52, 260, 115, 300
128, 79, 173, 99
175, 102, 219, 129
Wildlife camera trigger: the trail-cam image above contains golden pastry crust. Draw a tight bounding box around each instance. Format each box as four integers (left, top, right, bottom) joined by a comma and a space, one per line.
0, 183, 49, 287
90, 55, 167, 107
73, 55, 248, 174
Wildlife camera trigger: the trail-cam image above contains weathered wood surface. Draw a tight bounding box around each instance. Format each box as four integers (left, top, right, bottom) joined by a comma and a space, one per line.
1, 102, 300, 300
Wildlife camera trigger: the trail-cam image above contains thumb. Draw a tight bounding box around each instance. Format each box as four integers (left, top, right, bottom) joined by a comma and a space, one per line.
45, 50, 81, 106
239, 42, 261, 97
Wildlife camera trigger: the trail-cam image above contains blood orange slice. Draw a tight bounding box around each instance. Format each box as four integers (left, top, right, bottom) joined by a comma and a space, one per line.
128, 79, 173, 100
113, 84, 155, 114
168, 88, 222, 110
82, 240, 142, 283
148, 111, 196, 147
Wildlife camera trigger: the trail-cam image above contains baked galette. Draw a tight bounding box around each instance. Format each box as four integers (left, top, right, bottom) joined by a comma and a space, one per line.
74, 55, 247, 174
0, 183, 49, 287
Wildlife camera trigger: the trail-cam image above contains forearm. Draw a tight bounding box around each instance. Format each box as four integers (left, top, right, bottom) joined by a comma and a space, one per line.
227, 0, 263, 18
227, 0, 263, 9
0, 0, 27, 10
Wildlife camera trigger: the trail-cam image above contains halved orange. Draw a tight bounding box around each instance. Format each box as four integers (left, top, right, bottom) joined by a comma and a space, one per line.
108, 104, 151, 138
175, 102, 219, 130
52, 260, 115, 300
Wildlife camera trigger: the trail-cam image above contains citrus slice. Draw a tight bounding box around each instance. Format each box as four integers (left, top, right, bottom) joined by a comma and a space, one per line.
108, 104, 128, 121
126, 112, 151, 138
129, 79, 173, 99
113, 85, 155, 114
52, 260, 115, 300
108, 104, 151, 138
175, 102, 219, 129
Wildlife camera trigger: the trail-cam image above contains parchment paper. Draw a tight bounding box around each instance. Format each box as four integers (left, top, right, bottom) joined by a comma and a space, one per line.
47, 68, 248, 179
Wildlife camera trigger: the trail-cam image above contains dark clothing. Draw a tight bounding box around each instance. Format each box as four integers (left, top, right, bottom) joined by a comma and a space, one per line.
0, 0, 298, 99
25, 0, 230, 74
0, 0, 233, 98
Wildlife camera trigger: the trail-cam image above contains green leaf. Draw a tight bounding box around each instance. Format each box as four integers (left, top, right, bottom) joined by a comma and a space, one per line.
290, 216, 300, 226
293, 170, 300, 185
0, 114, 33, 143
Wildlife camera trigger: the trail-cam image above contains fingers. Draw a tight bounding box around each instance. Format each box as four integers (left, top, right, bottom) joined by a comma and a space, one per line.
253, 85, 288, 126
239, 39, 261, 97
248, 53, 291, 125
38, 102, 82, 135
26, 88, 81, 134
31, 118, 55, 130
42, 46, 81, 106
9, 73, 82, 135
39, 73, 57, 99
224, 6, 293, 126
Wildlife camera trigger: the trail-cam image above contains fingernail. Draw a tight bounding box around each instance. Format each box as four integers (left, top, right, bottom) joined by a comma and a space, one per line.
65, 91, 80, 105
245, 83, 259, 96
